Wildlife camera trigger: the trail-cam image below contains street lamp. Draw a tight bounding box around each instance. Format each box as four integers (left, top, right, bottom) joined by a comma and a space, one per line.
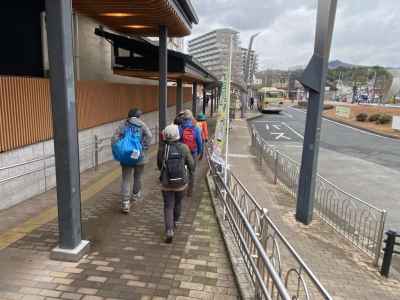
242, 32, 261, 118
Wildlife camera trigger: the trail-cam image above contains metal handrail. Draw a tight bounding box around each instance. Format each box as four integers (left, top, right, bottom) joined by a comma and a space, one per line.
251, 125, 387, 265
207, 146, 332, 300
213, 172, 291, 300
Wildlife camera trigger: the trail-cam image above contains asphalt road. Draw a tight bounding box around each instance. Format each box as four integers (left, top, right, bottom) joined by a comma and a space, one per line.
249, 107, 400, 230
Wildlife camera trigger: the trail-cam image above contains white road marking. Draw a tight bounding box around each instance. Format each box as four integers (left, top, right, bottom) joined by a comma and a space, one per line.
253, 120, 282, 123
229, 153, 257, 158
287, 106, 400, 142
265, 123, 270, 130
282, 111, 293, 118
273, 125, 281, 130
271, 132, 291, 140
282, 122, 304, 139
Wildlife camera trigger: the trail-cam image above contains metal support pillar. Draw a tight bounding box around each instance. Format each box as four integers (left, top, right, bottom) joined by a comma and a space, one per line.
202, 85, 207, 114
176, 79, 183, 115
46, 0, 89, 261
159, 25, 168, 131
210, 89, 214, 117
192, 82, 198, 116
296, 0, 337, 225
216, 87, 220, 109
240, 93, 246, 118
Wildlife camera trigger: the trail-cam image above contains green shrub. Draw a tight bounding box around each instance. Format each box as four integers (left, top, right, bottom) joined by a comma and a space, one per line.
323, 104, 335, 110
368, 113, 381, 122
356, 113, 368, 122
376, 114, 392, 125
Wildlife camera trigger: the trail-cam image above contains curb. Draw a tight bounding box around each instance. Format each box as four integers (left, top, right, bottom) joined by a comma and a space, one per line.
322, 115, 400, 140
290, 106, 400, 140
205, 173, 254, 300
246, 113, 263, 121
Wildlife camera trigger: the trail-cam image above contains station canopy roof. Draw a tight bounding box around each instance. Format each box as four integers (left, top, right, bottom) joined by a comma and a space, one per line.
95, 28, 218, 84
72, 0, 199, 37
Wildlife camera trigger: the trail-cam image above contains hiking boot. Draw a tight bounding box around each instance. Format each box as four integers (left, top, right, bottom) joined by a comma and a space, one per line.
174, 219, 182, 229
132, 191, 143, 202
121, 200, 130, 214
165, 230, 174, 244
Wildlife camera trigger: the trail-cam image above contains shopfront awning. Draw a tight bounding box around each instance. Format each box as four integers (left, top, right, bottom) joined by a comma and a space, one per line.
72, 0, 198, 37
95, 28, 218, 84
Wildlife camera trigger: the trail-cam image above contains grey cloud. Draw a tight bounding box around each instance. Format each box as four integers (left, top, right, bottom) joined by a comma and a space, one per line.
189, 0, 400, 69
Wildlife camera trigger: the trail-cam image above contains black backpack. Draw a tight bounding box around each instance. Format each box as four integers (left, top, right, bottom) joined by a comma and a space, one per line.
162, 143, 187, 188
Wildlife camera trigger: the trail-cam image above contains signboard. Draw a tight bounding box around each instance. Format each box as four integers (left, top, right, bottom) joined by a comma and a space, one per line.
392, 116, 400, 131
212, 40, 233, 167
335, 106, 351, 119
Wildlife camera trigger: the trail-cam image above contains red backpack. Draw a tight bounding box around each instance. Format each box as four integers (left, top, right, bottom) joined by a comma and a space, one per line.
182, 126, 197, 153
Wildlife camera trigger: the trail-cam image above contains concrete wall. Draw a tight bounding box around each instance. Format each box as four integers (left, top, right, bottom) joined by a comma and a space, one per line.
0, 104, 186, 210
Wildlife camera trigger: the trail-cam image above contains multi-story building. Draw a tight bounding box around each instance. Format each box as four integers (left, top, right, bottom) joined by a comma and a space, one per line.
240, 47, 258, 84
188, 28, 244, 85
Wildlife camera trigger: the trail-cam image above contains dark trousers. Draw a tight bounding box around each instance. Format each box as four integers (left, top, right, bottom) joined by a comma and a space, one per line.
188, 153, 197, 194
162, 190, 185, 232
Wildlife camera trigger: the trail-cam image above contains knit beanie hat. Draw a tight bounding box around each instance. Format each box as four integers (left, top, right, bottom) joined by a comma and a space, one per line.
163, 124, 180, 141
128, 108, 143, 118
183, 109, 193, 120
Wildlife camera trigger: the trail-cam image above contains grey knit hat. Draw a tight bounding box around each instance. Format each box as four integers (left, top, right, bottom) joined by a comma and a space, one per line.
163, 124, 180, 141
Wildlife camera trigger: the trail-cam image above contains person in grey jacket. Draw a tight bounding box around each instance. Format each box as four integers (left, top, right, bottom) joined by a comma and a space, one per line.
157, 124, 194, 243
111, 108, 152, 213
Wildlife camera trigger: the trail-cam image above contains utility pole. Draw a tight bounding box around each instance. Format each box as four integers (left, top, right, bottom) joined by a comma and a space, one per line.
242, 32, 260, 118
372, 71, 377, 103
296, 0, 337, 225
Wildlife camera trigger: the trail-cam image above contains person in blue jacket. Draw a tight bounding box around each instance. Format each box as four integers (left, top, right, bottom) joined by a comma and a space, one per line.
179, 109, 203, 196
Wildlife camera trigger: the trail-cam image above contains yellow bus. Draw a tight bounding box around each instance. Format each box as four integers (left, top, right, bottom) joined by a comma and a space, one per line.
257, 87, 285, 113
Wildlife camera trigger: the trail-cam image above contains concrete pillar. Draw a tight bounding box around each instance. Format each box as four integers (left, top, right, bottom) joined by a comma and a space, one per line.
45, 0, 89, 261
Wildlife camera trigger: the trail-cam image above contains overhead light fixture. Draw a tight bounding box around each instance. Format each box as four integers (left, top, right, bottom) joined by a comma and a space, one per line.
101, 13, 136, 17
124, 25, 151, 29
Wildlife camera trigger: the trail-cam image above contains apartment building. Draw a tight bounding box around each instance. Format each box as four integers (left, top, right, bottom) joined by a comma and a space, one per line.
188, 28, 244, 85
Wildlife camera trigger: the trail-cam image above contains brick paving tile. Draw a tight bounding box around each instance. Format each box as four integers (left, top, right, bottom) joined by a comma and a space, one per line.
0, 139, 239, 300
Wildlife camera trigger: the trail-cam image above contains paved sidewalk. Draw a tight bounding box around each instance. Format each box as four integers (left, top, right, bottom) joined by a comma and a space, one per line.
0, 150, 239, 299
228, 117, 400, 300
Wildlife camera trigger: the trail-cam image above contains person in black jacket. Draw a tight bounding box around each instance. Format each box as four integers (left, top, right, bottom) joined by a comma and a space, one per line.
158, 124, 195, 243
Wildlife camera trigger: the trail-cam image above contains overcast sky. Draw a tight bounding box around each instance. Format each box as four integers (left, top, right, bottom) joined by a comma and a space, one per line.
189, 0, 400, 70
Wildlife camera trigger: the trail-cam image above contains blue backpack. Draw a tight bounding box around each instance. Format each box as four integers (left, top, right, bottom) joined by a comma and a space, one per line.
112, 122, 143, 166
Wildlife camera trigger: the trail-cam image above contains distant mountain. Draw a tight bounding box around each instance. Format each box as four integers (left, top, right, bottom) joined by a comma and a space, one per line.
328, 60, 353, 69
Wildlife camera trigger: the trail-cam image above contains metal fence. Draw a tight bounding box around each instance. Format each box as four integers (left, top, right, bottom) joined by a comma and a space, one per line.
207, 148, 332, 300
0, 126, 159, 194
250, 125, 387, 265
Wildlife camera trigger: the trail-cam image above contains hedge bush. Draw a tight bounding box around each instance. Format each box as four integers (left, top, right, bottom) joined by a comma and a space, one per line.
376, 114, 392, 125
356, 113, 368, 122
297, 101, 308, 107
323, 104, 335, 110
368, 113, 381, 122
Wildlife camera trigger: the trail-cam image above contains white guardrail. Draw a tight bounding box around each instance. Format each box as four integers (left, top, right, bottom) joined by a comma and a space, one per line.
207, 146, 332, 300
250, 125, 386, 265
